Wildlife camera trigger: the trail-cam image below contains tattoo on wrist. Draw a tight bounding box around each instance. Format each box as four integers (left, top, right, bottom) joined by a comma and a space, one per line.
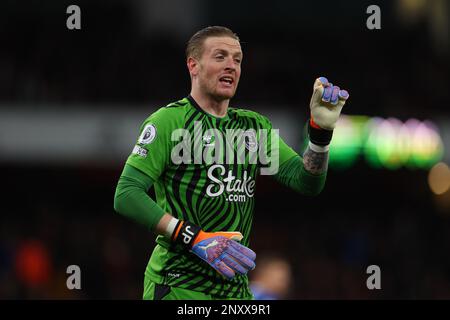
303, 146, 329, 175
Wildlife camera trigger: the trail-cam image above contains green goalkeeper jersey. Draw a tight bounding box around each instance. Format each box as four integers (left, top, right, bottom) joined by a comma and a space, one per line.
126, 95, 298, 299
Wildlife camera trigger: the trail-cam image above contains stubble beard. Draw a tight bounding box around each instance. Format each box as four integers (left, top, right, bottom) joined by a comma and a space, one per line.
201, 79, 234, 102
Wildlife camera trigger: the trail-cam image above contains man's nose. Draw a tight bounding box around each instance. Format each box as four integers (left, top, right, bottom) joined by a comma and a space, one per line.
224, 57, 236, 71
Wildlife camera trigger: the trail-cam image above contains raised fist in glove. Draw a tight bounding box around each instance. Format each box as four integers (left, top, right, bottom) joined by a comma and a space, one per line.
308, 77, 349, 146
309, 76, 349, 130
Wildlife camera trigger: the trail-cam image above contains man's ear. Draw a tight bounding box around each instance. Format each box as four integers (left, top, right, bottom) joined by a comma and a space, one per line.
187, 57, 199, 76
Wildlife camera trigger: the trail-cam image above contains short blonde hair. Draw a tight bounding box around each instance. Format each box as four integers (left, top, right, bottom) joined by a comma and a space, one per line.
186, 26, 240, 60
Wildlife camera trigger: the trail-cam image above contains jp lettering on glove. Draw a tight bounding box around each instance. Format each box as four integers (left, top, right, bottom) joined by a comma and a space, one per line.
308, 76, 349, 146
171, 220, 256, 280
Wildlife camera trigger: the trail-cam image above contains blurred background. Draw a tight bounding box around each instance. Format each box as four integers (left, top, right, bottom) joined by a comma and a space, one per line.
1, 0, 449, 299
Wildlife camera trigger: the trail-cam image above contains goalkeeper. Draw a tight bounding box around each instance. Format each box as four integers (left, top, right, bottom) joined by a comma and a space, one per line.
114, 26, 349, 300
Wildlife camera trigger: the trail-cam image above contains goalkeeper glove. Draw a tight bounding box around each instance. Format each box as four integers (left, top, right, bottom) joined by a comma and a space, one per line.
171, 220, 256, 280
308, 76, 349, 146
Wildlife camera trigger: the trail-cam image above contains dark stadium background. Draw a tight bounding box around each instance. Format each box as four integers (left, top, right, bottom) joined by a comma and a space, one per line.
1, 0, 449, 299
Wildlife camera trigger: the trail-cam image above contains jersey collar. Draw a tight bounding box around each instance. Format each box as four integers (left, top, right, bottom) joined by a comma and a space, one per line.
187, 95, 231, 121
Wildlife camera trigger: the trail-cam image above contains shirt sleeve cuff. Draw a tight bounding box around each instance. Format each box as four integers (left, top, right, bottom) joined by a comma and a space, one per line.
308, 141, 330, 153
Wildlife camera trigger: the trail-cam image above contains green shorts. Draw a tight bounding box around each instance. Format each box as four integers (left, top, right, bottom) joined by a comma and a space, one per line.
143, 276, 253, 300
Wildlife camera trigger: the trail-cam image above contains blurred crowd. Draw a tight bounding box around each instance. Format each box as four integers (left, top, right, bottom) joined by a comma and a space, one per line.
0, 1, 448, 119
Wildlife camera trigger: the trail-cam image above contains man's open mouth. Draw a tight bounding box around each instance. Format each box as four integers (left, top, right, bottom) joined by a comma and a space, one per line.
219, 76, 234, 85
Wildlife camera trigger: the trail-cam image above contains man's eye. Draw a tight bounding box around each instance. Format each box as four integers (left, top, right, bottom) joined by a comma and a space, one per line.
234, 59, 241, 64
216, 55, 224, 60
